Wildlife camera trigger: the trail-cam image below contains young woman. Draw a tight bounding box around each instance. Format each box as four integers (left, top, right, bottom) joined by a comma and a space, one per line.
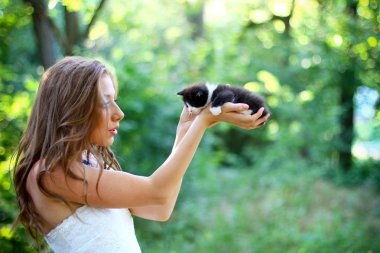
13, 56, 270, 252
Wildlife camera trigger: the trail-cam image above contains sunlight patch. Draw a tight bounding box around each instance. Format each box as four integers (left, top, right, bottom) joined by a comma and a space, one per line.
257, 70, 281, 93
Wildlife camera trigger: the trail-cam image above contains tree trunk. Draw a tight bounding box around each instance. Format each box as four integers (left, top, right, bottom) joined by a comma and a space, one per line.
185, 2, 204, 40
64, 8, 80, 55
338, 68, 356, 171
337, 0, 359, 171
25, 0, 57, 68
25, 0, 108, 66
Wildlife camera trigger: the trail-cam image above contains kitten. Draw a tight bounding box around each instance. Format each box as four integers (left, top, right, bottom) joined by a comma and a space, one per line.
177, 82, 269, 117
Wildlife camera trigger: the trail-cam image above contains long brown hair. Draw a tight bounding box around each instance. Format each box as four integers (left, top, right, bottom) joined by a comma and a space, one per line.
12, 56, 121, 240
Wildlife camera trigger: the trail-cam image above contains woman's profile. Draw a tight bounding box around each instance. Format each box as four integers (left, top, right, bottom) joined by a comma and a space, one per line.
12, 56, 270, 252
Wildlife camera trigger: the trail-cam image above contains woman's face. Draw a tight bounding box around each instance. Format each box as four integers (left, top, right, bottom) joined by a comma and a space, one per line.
90, 74, 124, 147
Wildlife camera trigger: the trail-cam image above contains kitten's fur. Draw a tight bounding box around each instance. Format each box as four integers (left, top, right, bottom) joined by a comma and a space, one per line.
177, 82, 269, 117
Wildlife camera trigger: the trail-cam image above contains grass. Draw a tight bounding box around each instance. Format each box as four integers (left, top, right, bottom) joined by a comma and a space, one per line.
135, 158, 380, 253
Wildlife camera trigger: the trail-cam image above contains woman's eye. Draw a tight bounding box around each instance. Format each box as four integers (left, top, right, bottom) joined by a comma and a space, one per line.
102, 101, 110, 107
101, 98, 117, 108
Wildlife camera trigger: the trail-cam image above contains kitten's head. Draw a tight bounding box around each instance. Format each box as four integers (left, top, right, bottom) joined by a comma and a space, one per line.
177, 83, 209, 114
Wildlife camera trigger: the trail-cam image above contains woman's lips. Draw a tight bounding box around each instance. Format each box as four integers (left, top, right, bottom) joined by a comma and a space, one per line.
109, 128, 118, 136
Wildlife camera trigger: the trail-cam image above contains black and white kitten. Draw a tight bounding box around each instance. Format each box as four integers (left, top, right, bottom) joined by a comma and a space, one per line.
177, 82, 269, 117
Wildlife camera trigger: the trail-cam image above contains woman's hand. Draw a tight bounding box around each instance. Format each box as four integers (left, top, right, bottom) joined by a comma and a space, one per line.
173, 106, 197, 150
174, 103, 270, 149
197, 103, 270, 130
177, 106, 197, 133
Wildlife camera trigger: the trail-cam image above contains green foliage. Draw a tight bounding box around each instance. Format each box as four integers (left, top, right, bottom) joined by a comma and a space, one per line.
0, 0, 379, 252
0, 1, 42, 251
0, 171, 41, 253
135, 160, 380, 253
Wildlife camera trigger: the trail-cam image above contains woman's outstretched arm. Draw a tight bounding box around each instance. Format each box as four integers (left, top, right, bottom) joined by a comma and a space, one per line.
129, 104, 269, 221
128, 106, 194, 221
40, 103, 269, 218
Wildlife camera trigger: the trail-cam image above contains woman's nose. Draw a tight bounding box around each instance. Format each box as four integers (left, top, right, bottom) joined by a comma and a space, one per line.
112, 105, 124, 121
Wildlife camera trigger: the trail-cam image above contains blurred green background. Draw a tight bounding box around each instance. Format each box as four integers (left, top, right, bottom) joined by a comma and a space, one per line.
1, 0, 379, 252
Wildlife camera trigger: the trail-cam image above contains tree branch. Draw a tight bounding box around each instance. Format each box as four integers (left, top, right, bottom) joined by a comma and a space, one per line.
24, 0, 65, 56
23, 0, 58, 67
47, 15, 65, 50
63, 7, 80, 55
82, 0, 108, 40
242, 0, 296, 36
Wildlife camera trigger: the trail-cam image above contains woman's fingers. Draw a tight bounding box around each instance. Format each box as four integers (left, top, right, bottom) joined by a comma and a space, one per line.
179, 106, 196, 122
252, 107, 264, 120
256, 113, 270, 126
244, 108, 270, 129
221, 102, 249, 113
220, 106, 270, 130
219, 112, 251, 127
185, 103, 270, 130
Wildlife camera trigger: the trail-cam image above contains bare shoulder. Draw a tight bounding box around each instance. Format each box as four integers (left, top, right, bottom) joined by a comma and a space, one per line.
26, 160, 81, 234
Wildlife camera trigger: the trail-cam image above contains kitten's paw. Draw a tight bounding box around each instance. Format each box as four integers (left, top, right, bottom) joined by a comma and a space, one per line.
210, 106, 222, 115
241, 109, 253, 115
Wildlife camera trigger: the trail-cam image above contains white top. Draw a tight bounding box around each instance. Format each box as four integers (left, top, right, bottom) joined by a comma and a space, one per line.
45, 206, 141, 253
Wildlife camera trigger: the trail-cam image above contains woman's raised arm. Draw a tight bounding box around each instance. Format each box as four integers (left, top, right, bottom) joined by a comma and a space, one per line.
41, 103, 269, 220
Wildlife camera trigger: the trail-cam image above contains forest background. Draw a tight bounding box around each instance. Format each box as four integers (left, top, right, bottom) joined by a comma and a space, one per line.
0, 0, 379, 252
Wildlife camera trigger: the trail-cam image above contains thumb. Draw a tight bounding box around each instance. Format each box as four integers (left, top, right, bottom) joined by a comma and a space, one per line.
222, 102, 249, 113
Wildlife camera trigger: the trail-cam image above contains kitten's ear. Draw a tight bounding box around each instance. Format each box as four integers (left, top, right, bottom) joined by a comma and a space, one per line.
177, 90, 184, 96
